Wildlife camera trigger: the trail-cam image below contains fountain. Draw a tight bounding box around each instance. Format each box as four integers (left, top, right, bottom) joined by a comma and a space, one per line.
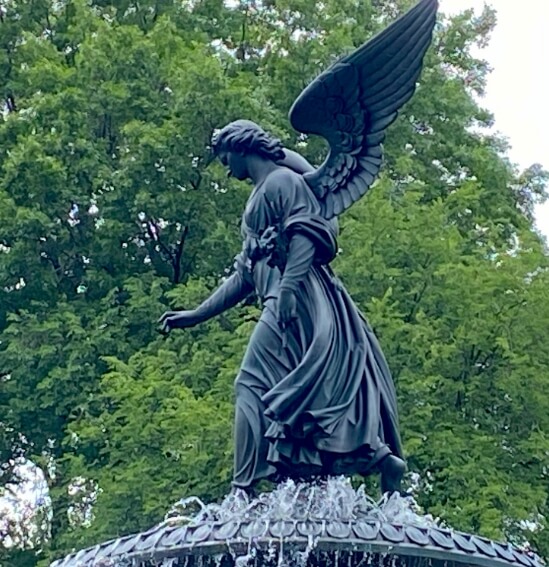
49, 1, 545, 566
50, 478, 544, 567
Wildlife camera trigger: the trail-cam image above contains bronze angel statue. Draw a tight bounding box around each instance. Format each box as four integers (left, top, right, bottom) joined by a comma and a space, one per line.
160, 0, 438, 494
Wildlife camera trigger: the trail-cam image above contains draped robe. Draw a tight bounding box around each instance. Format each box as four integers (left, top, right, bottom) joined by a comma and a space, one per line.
231, 167, 403, 487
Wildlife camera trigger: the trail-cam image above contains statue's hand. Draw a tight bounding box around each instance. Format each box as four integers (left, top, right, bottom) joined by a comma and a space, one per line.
158, 310, 201, 333
277, 288, 297, 329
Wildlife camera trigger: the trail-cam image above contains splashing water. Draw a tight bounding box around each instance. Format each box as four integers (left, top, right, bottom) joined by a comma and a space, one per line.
56, 477, 542, 567
162, 477, 440, 529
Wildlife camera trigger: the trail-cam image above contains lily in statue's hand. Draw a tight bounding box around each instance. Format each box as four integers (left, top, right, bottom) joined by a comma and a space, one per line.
277, 288, 297, 329
158, 310, 201, 333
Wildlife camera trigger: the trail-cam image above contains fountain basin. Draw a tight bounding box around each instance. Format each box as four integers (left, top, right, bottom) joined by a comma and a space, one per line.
50, 480, 544, 567
50, 518, 544, 567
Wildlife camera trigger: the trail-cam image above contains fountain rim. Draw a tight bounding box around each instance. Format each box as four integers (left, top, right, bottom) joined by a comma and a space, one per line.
50, 520, 545, 567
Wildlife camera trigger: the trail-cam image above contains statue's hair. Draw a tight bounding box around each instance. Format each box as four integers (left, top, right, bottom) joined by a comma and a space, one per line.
212, 120, 285, 162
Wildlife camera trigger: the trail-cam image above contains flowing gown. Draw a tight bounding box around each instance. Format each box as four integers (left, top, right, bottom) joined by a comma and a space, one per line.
231, 166, 403, 488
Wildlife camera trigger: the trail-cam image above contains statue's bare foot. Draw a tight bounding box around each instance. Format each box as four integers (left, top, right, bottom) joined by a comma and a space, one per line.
379, 454, 406, 494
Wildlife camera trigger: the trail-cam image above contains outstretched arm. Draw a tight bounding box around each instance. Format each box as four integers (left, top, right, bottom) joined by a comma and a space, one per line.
159, 271, 253, 332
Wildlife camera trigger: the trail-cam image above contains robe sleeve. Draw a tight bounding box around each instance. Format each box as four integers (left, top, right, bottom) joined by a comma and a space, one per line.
233, 248, 254, 290
278, 233, 316, 294
263, 169, 338, 266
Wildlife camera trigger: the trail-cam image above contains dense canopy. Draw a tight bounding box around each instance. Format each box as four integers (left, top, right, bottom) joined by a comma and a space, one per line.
0, 0, 548, 564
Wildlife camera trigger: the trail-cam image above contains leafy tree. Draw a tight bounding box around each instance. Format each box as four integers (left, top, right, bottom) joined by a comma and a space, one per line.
336, 181, 549, 551
0, 0, 547, 564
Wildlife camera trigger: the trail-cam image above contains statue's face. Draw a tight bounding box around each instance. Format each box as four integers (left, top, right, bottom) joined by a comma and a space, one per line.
218, 150, 249, 181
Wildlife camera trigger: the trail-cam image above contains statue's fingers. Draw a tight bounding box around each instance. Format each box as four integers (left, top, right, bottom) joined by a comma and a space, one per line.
279, 309, 291, 328
158, 311, 176, 324
161, 318, 173, 333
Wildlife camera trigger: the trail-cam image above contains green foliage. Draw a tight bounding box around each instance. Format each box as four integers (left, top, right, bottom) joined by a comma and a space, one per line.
336, 181, 549, 550
0, 0, 548, 564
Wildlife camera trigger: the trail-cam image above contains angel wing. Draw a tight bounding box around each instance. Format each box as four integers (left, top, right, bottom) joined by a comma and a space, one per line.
288, 0, 438, 220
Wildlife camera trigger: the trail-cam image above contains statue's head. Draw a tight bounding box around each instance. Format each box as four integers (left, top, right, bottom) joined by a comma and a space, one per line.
210, 119, 315, 180
211, 120, 285, 179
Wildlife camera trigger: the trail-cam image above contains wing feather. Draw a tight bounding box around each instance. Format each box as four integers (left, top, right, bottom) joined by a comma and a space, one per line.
369, 112, 398, 134
323, 190, 335, 219
357, 171, 375, 187
332, 191, 345, 217
347, 179, 363, 202
360, 8, 437, 88
366, 146, 383, 159
369, 85, 419, 116
289, 0, 438, 219
341, 187, 353, 210
351, 0, 435, 67
365, 132, 386, 146
365, 38, 435, 111
359, 157, 383, 176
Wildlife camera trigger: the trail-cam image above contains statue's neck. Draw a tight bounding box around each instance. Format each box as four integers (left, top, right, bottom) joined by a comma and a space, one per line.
247, 156, 281, 187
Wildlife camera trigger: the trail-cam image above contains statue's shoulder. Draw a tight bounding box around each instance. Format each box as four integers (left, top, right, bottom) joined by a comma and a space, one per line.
263, 167, 304, 195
